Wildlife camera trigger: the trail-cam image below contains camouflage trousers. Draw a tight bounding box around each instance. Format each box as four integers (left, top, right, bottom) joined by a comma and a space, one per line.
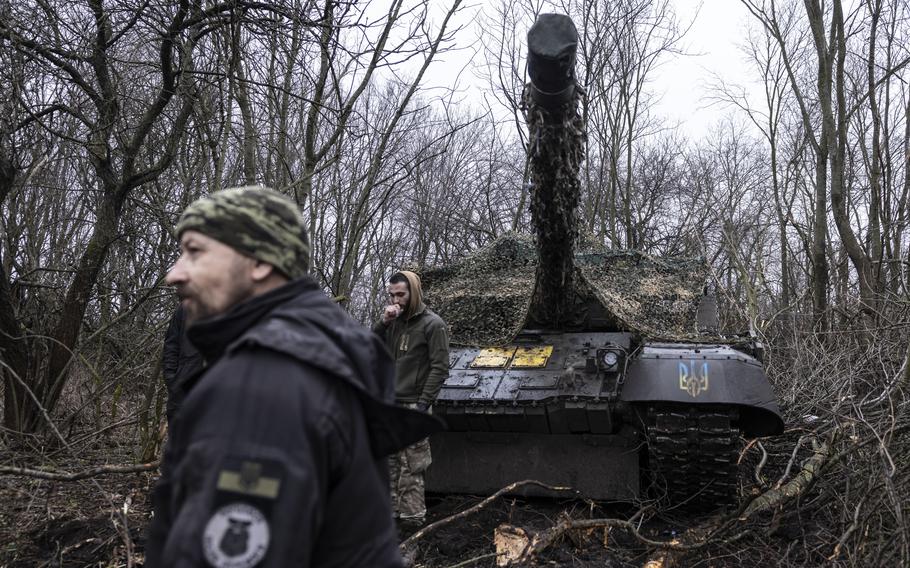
390, 436, 432, 521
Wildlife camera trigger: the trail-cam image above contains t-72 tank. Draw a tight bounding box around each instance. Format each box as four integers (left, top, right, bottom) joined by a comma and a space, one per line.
421, 14, 784, 508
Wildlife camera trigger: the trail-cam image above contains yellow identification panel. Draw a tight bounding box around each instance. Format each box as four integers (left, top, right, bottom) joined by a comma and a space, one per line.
471, 347, 516, 368
511, 346, 553, 368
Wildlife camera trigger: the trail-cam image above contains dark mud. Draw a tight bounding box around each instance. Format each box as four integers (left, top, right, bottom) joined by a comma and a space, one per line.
1, 446, 791, 568
1, 460, 670, 568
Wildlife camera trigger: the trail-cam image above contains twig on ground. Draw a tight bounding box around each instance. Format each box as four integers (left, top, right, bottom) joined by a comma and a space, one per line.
775, 433, 811, 490
0, 461, 159, 481
753, 441, 768, 486
828, 501, 862, 561
443, 552, 503, 568
60, 538, 103, 556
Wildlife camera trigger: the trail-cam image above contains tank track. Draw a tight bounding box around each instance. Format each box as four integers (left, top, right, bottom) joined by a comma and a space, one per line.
645, 405, 740, 510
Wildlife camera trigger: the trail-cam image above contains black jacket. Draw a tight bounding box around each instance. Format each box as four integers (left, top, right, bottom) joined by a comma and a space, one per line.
162, 305, 204, 424
146, 278, 441, 567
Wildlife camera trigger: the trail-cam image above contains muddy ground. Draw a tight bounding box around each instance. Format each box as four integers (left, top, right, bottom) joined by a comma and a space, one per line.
1, 446, 786, 568
0, 470, 640, 567
1, 423, 819, 568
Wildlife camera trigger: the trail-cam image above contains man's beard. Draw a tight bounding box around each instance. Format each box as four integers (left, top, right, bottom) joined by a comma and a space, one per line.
178, 288, 214, 324
178, 263, 255, 324
180, 294, 209, 324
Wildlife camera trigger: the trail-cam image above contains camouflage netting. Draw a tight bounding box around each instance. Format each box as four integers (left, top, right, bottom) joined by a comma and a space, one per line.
524, 84, 585, 328
575, 252, 708, 340
420, 233, 711, 346
419, 48, 709, 345
420, 234, 537, 346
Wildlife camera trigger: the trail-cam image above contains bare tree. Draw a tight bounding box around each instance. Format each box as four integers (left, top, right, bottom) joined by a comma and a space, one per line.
0, 1, 221, 434
741, 0, 832, 329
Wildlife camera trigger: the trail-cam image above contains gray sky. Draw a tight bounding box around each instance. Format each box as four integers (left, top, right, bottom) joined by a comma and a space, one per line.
421, 0, 761, 140
653, 0, 758, 139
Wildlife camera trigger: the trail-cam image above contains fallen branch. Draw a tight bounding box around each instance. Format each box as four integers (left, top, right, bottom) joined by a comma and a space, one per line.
512, 512, 720, 565
443, 552, 503, 568
743, 432, 833, 516
399, 479, 577, 553
0, 461, 159, 481
636, 510, 752, 568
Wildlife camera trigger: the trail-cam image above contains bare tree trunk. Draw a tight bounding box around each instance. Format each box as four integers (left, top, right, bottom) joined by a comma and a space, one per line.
0, 159, 30, 430
803, 0, 835, 331
864, 0, 884, 310
814, 0, 876, 322
231, 16, 258, 186
742, 0, 831, 328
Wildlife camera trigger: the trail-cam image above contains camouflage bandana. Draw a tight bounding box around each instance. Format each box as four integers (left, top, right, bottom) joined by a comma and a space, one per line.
176, 186, 310, 279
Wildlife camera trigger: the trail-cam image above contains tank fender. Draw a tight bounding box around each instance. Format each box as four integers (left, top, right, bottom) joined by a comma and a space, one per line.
620, 343, 784, 437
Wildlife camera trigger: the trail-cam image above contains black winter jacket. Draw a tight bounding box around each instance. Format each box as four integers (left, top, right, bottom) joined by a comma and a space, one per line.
162, 304, 204, 424
146, 278, 440, 567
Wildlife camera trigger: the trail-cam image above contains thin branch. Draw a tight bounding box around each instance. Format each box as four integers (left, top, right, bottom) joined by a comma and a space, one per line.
0, 461, 159, 481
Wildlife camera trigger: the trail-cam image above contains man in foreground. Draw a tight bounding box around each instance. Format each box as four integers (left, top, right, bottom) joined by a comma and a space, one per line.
146, 186, 439, 567
374, 271, 449, 525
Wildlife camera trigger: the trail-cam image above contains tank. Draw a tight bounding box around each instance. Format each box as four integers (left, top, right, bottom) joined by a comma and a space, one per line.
421, 13, 784, 508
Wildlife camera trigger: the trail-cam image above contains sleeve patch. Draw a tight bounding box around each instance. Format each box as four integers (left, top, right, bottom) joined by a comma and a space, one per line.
204, 458, 285, 566
203, 502, 270, 568
216, 460, 281, 499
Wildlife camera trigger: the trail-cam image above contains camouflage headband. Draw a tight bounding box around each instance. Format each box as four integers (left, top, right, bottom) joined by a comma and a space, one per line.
176, 186, 310, 279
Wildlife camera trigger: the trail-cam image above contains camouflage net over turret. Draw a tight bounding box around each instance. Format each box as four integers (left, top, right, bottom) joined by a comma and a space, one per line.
420, 234, 536, 346
575, 252, 708, 339
420, 13, 708, 346
420, 233, 712, 346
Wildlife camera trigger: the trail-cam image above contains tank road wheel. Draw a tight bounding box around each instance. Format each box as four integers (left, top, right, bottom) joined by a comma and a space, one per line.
644, 405, 740, 510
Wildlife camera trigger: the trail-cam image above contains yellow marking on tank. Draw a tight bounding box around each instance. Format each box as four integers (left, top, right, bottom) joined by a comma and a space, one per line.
511, 346, 554, 368
471, 347, 516, 368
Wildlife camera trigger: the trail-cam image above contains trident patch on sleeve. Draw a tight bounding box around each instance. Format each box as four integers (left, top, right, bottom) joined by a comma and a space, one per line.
202, 458, 285, 567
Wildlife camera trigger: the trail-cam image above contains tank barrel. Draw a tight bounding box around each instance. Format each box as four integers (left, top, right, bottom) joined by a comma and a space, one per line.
525, 13, 585, 328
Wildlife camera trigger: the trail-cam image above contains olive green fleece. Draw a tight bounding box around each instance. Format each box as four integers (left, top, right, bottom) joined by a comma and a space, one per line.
374, 273, 449, 405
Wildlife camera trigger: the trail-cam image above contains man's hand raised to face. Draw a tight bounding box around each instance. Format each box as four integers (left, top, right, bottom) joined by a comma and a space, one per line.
382, 303, 402, 325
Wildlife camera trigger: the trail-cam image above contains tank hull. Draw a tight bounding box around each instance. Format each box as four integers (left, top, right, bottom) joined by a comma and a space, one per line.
428, 331, 783, 504
425, 431, 639, 499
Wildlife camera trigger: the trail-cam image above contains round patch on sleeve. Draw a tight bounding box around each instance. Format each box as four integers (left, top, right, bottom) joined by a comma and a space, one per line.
202, 502, 270, 568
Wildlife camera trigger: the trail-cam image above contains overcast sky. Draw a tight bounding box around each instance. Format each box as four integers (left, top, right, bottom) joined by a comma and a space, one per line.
422, 0, 761, 140
654, 0, 759, 139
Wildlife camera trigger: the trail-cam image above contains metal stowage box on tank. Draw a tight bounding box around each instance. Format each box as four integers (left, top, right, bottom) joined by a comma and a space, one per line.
421, 14, 784, 508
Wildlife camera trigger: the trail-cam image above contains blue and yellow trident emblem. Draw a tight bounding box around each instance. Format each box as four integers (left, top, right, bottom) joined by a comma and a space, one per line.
679, 361, 709, 397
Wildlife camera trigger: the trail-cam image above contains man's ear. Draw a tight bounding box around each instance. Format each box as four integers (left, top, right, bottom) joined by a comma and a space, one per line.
250, 260, 275, 282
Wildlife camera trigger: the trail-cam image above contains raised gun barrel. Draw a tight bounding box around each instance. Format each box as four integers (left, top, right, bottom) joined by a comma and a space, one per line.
524, 14, 585, 328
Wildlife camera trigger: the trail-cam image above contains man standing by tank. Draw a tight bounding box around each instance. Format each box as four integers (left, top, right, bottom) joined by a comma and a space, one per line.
374, 271, 449, 525
146, 187, 439, 567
